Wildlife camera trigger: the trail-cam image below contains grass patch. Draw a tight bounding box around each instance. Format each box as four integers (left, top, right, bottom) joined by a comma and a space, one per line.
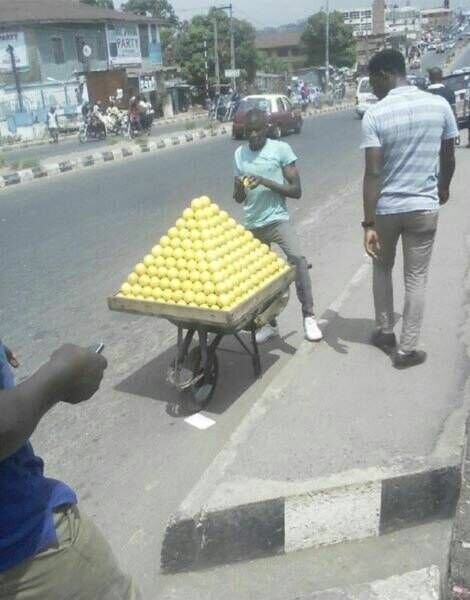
106, 137, 122, 146
21, 158, 40, 170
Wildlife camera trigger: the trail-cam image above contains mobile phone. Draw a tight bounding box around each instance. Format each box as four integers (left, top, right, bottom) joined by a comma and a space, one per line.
88, 343, 105, 354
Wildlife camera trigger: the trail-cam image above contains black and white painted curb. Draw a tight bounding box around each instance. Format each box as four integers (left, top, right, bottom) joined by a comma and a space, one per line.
0, 103, 354, 192
160, 458, 460, 573
0, 127, 227, 189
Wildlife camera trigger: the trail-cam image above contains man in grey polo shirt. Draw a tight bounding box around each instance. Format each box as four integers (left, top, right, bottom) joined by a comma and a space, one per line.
361, 49, 458, 369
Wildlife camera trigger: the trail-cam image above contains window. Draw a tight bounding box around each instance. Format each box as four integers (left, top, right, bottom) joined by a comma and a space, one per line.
351, 11, 360, 20
139, 24, 149, 58
276, 98, 285, 112
75, 35, 86, 63
51, 37, 64, 64
277, 47, 289, 57
108, 24, 118, 58
96, 31, 107, 60
283, 97, 293, 111
237, 98, 270, 113
150, 24, 157, 44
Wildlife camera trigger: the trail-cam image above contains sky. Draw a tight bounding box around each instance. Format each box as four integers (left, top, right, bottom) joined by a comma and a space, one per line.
121, 0, 470, 28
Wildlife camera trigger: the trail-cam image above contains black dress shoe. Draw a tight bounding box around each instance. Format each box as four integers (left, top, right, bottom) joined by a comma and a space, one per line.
393, 350, 427, 369
371, 330, 397, 355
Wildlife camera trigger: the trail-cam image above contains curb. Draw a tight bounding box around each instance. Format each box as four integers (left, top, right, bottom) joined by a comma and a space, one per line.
160, 458, 460, 573
0, 104, 353, 192
447, 415, 470, 599
0, 114, 208, 154
304, 566, 440, 599
0, 127, 227, 189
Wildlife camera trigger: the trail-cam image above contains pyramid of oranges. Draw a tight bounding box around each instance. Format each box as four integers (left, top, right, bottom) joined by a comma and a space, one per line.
117, 196, 290, 311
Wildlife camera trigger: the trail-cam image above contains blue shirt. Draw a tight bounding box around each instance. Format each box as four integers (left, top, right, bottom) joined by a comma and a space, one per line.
360, 85, 458, 215
234, 139, 297, 230
0, 341, 77, 572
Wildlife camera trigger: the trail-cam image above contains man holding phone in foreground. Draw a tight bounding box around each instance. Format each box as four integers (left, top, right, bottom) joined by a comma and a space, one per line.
233, 108, 323, 344
0, 340, 140, 599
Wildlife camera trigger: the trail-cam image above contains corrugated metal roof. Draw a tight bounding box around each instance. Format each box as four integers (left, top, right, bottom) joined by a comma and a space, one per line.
255, 31, 303, 50
0, 0, 166, 26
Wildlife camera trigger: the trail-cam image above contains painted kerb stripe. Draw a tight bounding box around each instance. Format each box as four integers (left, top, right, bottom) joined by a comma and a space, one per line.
160, 464, 460, 574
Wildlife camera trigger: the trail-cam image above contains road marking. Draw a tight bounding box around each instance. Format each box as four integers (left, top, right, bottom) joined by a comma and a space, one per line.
320, 259, 371, 323
185, 413, 216, 430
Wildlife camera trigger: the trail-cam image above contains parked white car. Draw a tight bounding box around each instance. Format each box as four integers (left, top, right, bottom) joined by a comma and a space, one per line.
355, 77, 378, 118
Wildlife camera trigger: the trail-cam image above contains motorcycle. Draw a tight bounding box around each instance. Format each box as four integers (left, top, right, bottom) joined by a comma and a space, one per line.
78, 115, 107, 143
127, 109, 154, 139
103, 110, 128, 136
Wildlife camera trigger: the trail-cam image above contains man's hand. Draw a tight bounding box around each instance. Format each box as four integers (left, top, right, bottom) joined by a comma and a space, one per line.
4, 346, 19, 369
233, 177, 246, 204
49, 344, 107, 405
438, 184, 450, 205
364, 228, 381, 259
245, 175, 264, 190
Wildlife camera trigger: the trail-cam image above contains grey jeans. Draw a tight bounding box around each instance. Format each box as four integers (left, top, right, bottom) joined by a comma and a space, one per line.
251, 220, 314, 317
373, 210, 438, 353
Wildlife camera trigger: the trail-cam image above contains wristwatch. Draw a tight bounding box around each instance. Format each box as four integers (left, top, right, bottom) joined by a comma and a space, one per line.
361, 220, 375, 229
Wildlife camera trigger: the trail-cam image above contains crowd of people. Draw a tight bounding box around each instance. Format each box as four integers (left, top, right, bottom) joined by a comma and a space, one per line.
2, 48, 460, 598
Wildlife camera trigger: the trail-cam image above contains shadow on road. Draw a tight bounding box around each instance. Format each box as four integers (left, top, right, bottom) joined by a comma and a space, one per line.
115, 332, 296, 417
321, 309, 377, 354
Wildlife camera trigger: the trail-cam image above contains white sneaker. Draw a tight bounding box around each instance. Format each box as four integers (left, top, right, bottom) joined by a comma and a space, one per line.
304, 316, 323, 342
255, 324, 279, 344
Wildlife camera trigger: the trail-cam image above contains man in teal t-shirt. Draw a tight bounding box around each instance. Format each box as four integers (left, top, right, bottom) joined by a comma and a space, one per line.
233, 108, 322, 343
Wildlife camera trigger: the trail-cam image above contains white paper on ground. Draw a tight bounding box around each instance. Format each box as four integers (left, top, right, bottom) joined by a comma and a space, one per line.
184, 414, 216, 430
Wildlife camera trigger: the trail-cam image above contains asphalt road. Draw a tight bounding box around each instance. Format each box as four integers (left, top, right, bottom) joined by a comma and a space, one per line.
2, 107, 470, 599
0, 110, 362, 598
0, 118, 207, 167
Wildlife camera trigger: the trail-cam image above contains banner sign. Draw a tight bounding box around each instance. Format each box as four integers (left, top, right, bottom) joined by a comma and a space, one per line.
0, 31, 29, 72
106, 24, 142, 66
149, 40, 162, 65
139, 75, 156, 92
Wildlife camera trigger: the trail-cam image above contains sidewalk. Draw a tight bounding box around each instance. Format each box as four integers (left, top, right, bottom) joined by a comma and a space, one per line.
161, 148, 470, 576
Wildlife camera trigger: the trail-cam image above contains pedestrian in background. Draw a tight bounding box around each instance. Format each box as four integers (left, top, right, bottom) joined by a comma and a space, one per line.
46, 106, 59, 144
361, 49, 457, 368
427, 67, 456, 115
0, 340, 141, 600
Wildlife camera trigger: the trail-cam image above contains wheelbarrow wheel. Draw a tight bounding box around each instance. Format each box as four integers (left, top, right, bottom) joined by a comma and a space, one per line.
189, 346, 219, 407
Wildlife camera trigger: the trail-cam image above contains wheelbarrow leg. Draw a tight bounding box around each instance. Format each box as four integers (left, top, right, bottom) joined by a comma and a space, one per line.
250, 327, 262, 378
171, 327, 195, 388
198, 329, 210, 383
176, 326, 195, 363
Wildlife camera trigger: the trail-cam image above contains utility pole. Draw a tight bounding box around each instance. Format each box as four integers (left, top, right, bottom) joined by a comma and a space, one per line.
229, 3, 236, 91
215, 3, 237, 91
325, 0, 330, 89
203, 38, 210, 100
6, 44, 24, 112
213, 18, 221, 95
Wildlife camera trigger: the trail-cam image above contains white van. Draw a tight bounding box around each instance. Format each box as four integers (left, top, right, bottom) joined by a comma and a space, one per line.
356, 77, 378, 117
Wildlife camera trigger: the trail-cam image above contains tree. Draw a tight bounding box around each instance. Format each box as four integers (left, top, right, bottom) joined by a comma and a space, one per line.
121, 0, 179, 23
301, 11, 356, 68
173, 8, 259, 93
80, 0, 115, 8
